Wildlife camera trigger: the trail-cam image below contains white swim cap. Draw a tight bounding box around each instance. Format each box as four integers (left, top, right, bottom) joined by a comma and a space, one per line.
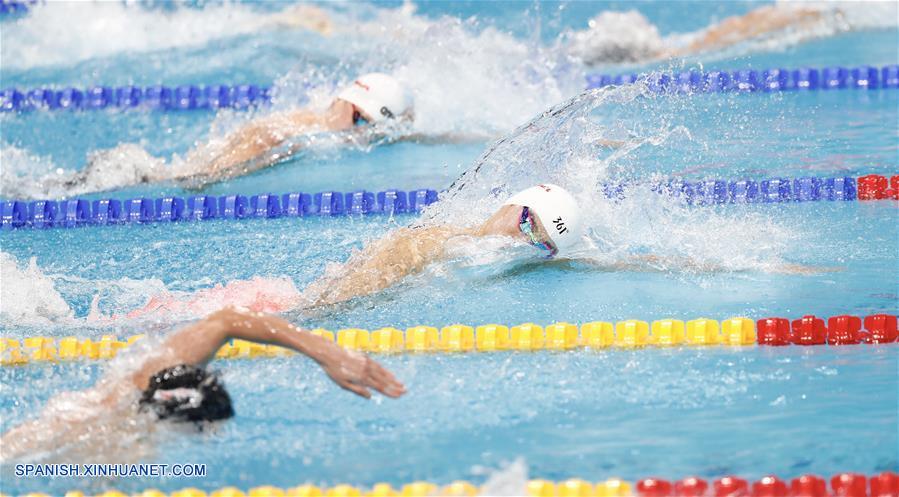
503, 184, 584, 255
337, 73, 413, 123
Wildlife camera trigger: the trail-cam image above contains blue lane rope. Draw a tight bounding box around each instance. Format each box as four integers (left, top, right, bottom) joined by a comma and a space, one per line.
1, 174, 894, 231
2, 65, 897, 113
1, 189, 439, 230
0, 85, 271, 112
586, 64, 898, 92
0, 0, 35, 15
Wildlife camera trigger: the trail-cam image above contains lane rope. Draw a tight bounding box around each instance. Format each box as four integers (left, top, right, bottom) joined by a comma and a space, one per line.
0, 189, 438, 231
586, 64, 899, 93
2, 314, 895, 366
2, 65, 897, 113
2, 174, 896, 232
11, 471, 898, 497
0, 0, 34, 15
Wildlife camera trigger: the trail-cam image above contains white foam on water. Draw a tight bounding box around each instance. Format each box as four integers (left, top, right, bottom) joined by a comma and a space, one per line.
0, 252, 74, 324
0, 143, 172, 200
0, 251, 177, 325
564, 10, 666, 65
0, 1, 328, 70
478, 457, 531, 496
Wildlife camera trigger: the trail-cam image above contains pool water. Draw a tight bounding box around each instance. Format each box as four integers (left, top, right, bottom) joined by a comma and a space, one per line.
1, 1, 897, 495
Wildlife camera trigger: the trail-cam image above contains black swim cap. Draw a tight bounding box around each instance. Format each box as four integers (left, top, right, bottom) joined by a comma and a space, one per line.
139, 364, 234, 423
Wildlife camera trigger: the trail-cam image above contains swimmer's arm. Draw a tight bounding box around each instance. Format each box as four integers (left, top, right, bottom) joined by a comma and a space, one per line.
301, 226, 459, 307
180, 110, 326, 182
663, 5, 830, 57
264, 4, 333, 35
131, 307, 405, 399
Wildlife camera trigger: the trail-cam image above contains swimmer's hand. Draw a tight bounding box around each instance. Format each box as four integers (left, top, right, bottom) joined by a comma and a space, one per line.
319, 349, 406, 399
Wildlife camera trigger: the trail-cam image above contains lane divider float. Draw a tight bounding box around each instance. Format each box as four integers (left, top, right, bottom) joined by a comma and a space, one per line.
2, 314, 895, 366
2, 174, 896, 232
0, 189, 438, 231
0, 84, 270, 113
0, 0, 34, 15
15, 471, 898, 497
2, 65, 896, 114
587, 64, 899, 93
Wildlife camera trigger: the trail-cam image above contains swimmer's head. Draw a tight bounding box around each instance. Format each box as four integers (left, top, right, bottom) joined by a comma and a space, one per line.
337, 73, 413, 124
139, 364, 234, 424
502, 184, 584, 257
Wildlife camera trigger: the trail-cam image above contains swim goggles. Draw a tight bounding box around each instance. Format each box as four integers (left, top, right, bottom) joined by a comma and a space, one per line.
352, 108, 368, 126
519, 206, 557, 257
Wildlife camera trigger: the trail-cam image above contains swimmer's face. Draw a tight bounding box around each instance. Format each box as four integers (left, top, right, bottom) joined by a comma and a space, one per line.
478, 205, 555, 252
331, 98, 413, 129
329, 99, 361, 129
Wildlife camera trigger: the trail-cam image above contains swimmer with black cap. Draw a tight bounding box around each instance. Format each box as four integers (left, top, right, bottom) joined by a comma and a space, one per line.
0, 307, 405, 461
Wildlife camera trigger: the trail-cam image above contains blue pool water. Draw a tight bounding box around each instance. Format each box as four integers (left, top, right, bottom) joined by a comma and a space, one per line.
1, 1, 898, 495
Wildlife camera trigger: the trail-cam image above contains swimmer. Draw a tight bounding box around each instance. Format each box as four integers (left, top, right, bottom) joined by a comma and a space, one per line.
97, 184, 584, 321
62, 73, 414, 192
0, 306, 405, 462
568, 3, 858, 64
98, 181, 829, 323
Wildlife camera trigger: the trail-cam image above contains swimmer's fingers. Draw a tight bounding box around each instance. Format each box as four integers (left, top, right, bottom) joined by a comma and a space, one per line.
341, 381, 372, 399
365, 360, 406, 398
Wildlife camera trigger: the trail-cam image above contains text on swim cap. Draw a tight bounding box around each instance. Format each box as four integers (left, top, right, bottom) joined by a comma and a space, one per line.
553, 217, 568, 235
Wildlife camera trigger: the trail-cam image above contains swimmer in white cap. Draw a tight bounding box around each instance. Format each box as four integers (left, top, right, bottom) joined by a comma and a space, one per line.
301, 183, 585, 307
103, 180, 826, 322
101, 184, 585, 321
176, 72, 413, 187
64, 73, 414, 191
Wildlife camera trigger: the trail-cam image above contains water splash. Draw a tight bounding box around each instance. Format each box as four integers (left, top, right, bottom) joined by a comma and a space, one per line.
0, 1, 330, 71
0, 252, 74, 325
423, 85, 797, 273
478, 458, 530, 496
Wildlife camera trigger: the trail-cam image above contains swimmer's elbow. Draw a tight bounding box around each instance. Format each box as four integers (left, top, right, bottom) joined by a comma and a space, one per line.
208, 306, 245, 327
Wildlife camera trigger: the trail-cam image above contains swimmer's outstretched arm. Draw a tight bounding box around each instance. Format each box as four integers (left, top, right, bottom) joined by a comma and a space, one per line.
131, 307, 406, 399
663, 4, 833, 58
300, 225, 466, 308
0, 308, 404, 461
263, 4, 333, 35
175, 111, 324, 184
107, 227, 461, 321
175, 100, 356, 186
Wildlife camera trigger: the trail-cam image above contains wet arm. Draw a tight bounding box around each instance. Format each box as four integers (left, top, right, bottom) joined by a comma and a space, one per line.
666, 5, 828, 57
302, 226, 460, 307
131, 307, 405, 399
264, 4, 333, 35
187, 110, 326, 180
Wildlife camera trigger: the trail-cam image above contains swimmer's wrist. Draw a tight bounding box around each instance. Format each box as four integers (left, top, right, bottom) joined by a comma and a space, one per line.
292, 328, 345, 366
